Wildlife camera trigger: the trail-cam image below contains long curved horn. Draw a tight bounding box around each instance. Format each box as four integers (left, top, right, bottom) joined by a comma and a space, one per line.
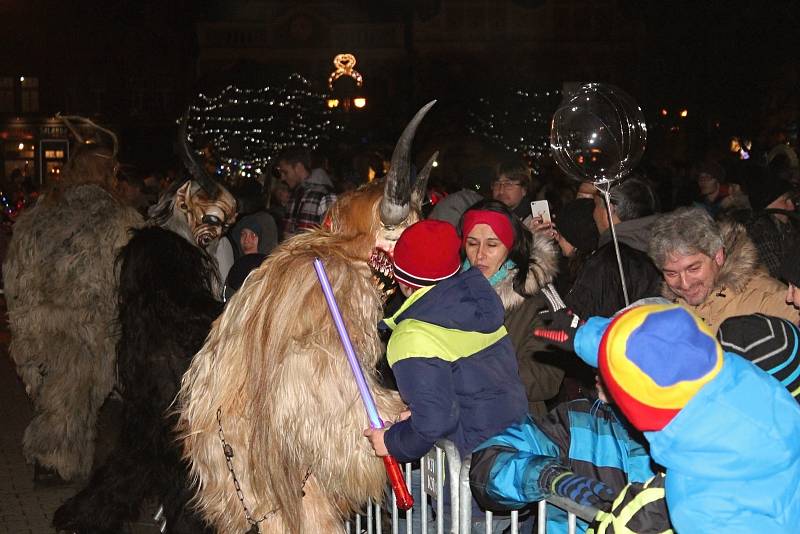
58, 114, 120, 159
79, 117, 119, 160
177, 112, 219, 196
57, 113, 85, 144
380, 100, 436, 226
411, 151, 438, 211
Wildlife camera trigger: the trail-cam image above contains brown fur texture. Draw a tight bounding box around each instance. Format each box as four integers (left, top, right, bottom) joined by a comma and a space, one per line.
177, 213, 406, 533
4, 183, 143, 480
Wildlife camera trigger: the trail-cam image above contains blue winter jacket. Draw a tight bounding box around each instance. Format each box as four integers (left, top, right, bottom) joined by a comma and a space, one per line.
383, 267, 529, 462
470, 399, 654, 534
649, 352, 800, 533
575, 318, 800, 533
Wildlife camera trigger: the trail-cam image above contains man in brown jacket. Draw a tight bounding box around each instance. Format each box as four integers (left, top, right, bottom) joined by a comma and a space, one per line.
648, 206, 798, 331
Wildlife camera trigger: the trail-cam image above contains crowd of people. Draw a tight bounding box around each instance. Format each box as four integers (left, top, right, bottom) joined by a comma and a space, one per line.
356, 133, 800, 532
4, 117, 800, 533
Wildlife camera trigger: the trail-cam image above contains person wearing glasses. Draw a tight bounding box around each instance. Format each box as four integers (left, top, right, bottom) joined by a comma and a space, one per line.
491, 157, 535, 220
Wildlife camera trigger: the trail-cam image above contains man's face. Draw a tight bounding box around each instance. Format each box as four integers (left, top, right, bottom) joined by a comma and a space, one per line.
278, 161, 306, 189
491, 174, 527, 210
661, 249, 725, 306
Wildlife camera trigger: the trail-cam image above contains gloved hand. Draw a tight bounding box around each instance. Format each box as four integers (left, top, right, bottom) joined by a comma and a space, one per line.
539, 463, 616, 512
534, 308, 584, 352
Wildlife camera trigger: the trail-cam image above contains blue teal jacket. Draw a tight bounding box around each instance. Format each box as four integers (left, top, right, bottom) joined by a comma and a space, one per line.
469, 399, 654, 534
650, 352, 800, 533
383, 268, 528, 462
575, 317, 800, 533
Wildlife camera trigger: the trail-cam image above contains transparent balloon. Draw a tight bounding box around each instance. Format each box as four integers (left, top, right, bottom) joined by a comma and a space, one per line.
550, 83, 647, 185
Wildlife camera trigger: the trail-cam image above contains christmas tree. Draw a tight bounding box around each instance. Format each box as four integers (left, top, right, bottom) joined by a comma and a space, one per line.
187, 73, 342, 185
467, 88, 561, 174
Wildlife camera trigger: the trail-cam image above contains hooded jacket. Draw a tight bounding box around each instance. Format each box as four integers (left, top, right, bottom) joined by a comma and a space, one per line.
382, 268, 528, 462
661, 222, 798, 331
651, 353, 800, 533
494, 230, 565, 416
575, 316, 800, 533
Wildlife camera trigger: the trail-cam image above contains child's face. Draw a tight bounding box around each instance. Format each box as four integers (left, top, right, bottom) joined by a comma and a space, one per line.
398, 281, 416, 297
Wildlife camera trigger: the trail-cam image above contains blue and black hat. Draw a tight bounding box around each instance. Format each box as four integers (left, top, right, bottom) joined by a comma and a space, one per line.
717, 314, 800, 400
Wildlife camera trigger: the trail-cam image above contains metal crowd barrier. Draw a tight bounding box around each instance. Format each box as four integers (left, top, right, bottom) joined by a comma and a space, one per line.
346, 440, 598, 534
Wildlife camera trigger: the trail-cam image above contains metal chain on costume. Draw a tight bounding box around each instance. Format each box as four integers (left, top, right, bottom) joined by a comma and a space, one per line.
216, 408, 313, 534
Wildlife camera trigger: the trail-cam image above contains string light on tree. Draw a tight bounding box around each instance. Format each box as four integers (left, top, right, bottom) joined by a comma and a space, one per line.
186, 73, 343, 184
467, 88, 561, 173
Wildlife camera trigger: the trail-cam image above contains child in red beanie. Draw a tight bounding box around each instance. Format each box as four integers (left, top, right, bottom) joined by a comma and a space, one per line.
363, 219, 527, 462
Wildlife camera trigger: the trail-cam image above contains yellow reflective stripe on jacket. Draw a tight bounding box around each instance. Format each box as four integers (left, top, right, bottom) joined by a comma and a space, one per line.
589, 480, 673, 534
387, 319, 508, 366
382, 284, 436, 330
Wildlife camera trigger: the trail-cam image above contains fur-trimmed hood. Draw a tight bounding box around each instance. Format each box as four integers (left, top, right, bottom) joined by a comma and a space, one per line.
494, 230, 559, 311
662, 220, 761, 299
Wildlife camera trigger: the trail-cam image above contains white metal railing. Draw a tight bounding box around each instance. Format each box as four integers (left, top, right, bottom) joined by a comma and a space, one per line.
346, 440, 598, 534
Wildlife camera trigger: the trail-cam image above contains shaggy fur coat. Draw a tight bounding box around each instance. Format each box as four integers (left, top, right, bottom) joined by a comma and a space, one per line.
177, 228, 406, 534
53, 226, 221, 533
3, 184, 142, 480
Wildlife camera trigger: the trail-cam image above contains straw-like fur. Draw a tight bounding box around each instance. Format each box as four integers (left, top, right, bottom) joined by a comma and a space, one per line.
4, 182, 142, 480
52, 226, 220, 533
177, 185, 406, 533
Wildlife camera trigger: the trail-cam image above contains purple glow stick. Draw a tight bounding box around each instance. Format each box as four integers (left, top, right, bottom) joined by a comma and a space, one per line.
313, 257, 383, 429
313, 257, 415, 510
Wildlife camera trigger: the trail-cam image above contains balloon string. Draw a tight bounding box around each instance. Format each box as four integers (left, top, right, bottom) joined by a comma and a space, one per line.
599, 185, 630, 307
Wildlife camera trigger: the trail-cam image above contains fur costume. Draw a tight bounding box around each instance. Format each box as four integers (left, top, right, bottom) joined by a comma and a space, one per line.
176, 102, 437, 533
53, 226, 221, 534
4, 116, 236, 485
3, 138, 143, 481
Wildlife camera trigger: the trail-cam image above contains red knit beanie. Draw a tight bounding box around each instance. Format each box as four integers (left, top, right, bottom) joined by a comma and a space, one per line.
393, 220, 462, 288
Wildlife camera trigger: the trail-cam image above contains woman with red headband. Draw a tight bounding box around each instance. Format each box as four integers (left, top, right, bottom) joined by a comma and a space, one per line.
459, 200, 563, 415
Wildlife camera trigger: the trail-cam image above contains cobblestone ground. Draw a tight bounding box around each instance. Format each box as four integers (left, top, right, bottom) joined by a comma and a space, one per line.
0, 297, 160, 534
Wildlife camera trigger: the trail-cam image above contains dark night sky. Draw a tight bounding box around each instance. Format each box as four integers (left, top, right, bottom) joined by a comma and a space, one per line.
1, 0, 797, 163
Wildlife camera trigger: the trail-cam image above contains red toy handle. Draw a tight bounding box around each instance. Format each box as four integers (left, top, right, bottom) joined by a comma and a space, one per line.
383, 455, 414, 510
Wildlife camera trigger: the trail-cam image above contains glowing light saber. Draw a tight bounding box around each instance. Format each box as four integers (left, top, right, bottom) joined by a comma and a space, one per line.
313, 258, 414, 511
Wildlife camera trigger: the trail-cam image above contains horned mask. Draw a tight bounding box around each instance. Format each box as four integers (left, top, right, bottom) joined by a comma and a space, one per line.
175, 181, 236, 248
174, 117, 237, 249
327, 101, 438, 299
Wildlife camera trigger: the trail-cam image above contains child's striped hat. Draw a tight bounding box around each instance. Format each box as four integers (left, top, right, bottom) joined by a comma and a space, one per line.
599, 303, 723, 431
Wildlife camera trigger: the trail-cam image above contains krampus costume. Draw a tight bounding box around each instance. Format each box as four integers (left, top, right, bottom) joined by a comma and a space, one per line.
176, 102, 437, 533
3, 118, 143, 482
52, 122, 236, 533
53, 227, 222, 534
